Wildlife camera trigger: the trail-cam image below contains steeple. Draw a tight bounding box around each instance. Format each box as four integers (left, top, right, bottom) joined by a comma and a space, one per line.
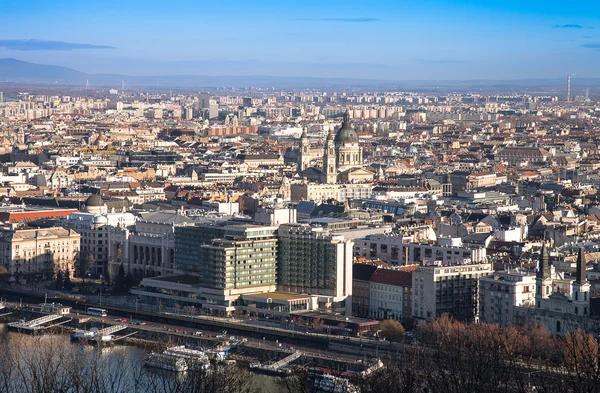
572, 246, 590, 316
322, 125, 337, 184
575, 247, 587, 285
535, 237, 553, 303
298, 127, 311, 172
537, 239, 551, 279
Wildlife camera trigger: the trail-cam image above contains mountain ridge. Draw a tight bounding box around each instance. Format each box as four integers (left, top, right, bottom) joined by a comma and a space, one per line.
0, 58, 599, 89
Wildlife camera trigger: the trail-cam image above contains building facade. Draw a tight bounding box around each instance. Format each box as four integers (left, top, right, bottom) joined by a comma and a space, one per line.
354, 234, 487, 266
277, 223, 353, 314
107, 211, 195, 280
62, 212, 136, 278
479, 270, 536, 327
0, 226, 80, 282
412, 262, 493, 323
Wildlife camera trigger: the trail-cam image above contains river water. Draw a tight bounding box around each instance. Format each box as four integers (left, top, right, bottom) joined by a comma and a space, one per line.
0, 323, 282, 393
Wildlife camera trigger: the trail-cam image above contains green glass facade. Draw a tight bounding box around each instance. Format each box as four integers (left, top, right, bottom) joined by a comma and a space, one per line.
174, 224, 278, 290
277, 225, 338, 293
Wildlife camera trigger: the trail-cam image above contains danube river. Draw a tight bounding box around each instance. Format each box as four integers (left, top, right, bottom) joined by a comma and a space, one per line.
0, 323, 282, 393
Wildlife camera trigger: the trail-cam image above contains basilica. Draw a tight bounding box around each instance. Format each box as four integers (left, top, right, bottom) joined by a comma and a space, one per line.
297, 110, 373, 184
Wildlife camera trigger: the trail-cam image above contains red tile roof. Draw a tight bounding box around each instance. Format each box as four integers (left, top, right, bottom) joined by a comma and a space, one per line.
369, 269, 413, 287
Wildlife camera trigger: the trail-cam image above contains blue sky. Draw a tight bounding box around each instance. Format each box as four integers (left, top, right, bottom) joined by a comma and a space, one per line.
1, 0, 600, 80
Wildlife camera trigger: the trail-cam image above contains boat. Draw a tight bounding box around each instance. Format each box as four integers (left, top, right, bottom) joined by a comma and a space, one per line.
70, 327, 115, 344
164, 345, 210, 366
315, 375, 358, 393
71, 329, 96, 341
144, 353, 188, 373
145, 345, 212, 373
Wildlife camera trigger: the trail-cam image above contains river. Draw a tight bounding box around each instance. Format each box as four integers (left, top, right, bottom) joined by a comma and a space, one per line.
0, 323, 283, 393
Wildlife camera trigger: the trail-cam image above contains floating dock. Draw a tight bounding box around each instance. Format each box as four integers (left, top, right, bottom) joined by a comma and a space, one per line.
72, 324, 128, 344
8, 314, 70, 333
250, 350, 302, 375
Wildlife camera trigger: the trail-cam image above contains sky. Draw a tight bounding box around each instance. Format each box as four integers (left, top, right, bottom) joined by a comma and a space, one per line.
1, 0, 600, 80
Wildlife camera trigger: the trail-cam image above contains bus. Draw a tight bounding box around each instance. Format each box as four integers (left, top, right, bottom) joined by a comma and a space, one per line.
87, 307, 108, 317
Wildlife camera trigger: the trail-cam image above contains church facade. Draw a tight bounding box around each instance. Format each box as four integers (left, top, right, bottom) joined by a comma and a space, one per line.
514, 244, 593, 335
297, 110, 370, 184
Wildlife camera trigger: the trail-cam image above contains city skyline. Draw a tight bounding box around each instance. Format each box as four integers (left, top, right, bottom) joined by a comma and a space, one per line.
1, 0, 600, 80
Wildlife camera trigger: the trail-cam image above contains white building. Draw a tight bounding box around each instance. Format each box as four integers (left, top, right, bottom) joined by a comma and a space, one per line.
107, 211, 196, 280
412, 262, 493, 322
354, 234, 487, 266
368, 268, 412, 322
254, 207, 297, 226
479, 270, 536, 327
62, 212, 136, 278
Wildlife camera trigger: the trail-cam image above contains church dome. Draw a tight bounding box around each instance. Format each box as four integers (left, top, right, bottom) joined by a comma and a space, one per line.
92, 215, 108, 224
334, 110, 359, 145
86, 194, 103, 207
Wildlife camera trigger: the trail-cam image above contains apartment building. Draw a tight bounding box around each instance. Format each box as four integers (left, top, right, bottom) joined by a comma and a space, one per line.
354, 234, 487, 266
368, 268, 413, 322
412, 262, 493, 323
479, 270, 536, 327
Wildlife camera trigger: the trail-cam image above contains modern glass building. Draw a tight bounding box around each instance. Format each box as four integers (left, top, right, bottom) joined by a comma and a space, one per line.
277, 223, 353, 314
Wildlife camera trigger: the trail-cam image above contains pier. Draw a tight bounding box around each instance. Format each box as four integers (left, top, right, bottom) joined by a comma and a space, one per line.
8, 314, 69, 333
72, 324, 129, 344
251, 350, 303, 374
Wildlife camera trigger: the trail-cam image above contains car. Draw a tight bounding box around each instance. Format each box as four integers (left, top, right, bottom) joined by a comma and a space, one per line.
193, 331, 203, 336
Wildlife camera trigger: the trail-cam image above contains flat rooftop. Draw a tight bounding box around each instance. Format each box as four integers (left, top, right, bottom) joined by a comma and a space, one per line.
243, 291, 313, 301
149, 274, 202, 285
298, 311, 379, 326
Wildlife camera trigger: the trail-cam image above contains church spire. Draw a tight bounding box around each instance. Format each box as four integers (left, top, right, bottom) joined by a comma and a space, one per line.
576, 247, 587, 284
537, 239, 551, 279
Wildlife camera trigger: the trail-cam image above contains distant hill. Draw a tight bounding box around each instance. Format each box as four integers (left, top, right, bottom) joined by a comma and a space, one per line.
0, 58, 86, 83
1, 57, 600, 90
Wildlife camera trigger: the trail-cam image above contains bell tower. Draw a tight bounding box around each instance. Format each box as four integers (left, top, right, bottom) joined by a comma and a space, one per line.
572, 248, 590, 316
535, 239, 552, 308
322, 128, 337, 184
298, 127, 311, 172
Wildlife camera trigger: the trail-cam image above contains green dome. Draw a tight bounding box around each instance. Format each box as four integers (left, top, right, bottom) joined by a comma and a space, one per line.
334, 110, 359, 144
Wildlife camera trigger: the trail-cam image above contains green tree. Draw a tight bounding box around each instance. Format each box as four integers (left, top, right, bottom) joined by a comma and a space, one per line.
63, 271, 73, 291
114, 264, 126, 293
125, 270, 134, 290
379, 319, 405, 341
55, 271, 63, 291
